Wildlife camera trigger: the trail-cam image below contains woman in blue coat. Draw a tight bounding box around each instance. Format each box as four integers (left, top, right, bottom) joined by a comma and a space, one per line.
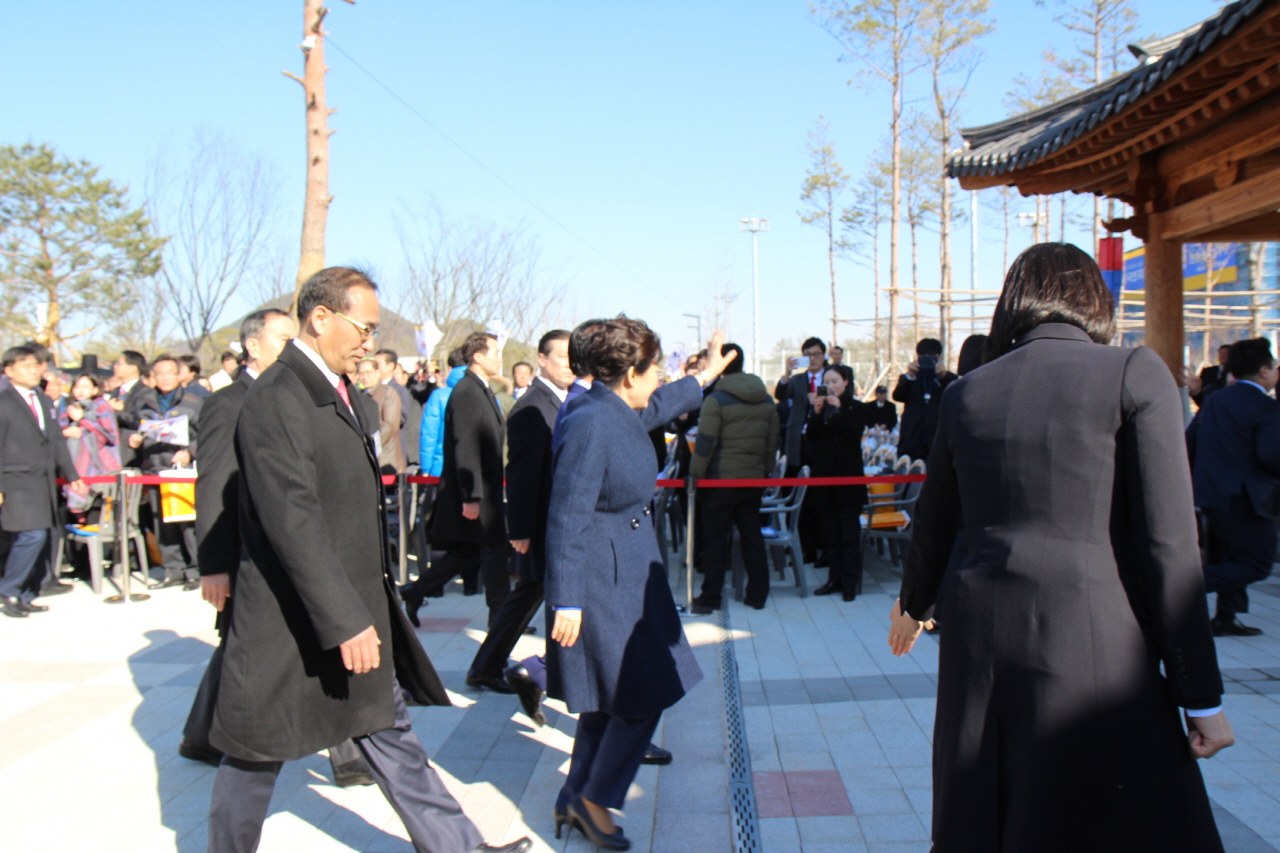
545, 318, 735, 850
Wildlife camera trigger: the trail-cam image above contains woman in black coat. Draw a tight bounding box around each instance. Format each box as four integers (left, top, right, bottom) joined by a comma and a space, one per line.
888, 243, 1234, 852
806, 364, 868, 600
545, 318, 733, 850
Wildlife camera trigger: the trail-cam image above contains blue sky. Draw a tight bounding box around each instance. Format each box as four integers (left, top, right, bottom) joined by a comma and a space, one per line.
2, 0, 1224, 368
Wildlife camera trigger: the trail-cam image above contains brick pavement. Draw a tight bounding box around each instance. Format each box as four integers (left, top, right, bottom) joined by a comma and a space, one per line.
1, 551, 1277, 852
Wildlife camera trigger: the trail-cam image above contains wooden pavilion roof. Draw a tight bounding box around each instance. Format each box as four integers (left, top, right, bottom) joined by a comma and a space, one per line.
948, 0, 1280, 243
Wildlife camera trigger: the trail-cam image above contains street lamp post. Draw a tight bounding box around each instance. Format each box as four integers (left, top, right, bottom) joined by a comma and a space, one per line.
739, 217, 769, 375
683, 313, 702, 352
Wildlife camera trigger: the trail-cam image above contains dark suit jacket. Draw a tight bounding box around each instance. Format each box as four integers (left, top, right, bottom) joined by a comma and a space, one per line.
892, 367, 957, 459
898, 324, 1223, 850
209, 342, 447, 763
545, 379, 704, 716
1193, 364, 1228, 408
805, 392, 868, 508
866, 400, 898, 430
113, 379, 151, 467
505, 378, 562, 581
1191, 381, 1280, 519
430, 369, 505, 548
0, 386, 79, 532
195, 370, 252, 580
781, 368, 829, 465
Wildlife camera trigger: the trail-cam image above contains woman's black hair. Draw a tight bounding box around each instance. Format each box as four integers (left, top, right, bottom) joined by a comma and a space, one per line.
957, 335, 988, 376
582, 315, 662, 387
73, 372, 102, 397
824, 363, 854, 390
984, 242, 1115, 362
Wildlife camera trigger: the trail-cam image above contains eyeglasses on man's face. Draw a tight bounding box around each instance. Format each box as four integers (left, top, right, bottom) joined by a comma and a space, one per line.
333, 311, 380, 340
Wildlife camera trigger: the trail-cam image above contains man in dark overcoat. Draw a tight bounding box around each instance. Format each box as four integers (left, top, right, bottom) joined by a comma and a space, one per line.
892, 337, 958, 461
0, 345, 86, 618
1191, 337, 1280, 636
465, 330, 572, 692
109, 349, 150, 468
205, 268, 528, 853
406, 332, 509, 629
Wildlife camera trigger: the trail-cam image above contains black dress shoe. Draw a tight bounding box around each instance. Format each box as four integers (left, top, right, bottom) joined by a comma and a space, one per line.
150, 576, 186, 590
1212, 616, 1263, 637
689, 594, 720, 615
472, 839, 532, 853
178, 738, 224, 767
467, 673, 517, 694
1, 597, 29, 618
182, 580, 201, 592
641, 743, 672, 765
523, 625, 537, 634
399, 585, 423, 628
813, 581, 842, 596
38, 582, 73, 596
17, 601, 49, 613
333, 764, 376, 787
742, 598, 767, 610
841, 590, 857, 602
504, 663, 546, 727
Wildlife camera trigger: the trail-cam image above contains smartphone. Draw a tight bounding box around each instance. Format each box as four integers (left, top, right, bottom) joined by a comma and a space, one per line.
816, 384, 828, 397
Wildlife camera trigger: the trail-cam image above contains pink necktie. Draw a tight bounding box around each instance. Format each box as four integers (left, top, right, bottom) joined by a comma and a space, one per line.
336, 379, 351, 409
26, 392, 40, 424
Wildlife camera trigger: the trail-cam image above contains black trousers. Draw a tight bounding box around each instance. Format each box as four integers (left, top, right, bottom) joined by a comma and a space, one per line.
208, 678, 482, 853
817, 499, 863, 594
468, 572, 543, 679
1202, 506, 1276, 619
411, 541, 510, 627
563, 710, 662, 811
699, 487, 769, 607
183, 640, 370, 779
0, 528, 49, 602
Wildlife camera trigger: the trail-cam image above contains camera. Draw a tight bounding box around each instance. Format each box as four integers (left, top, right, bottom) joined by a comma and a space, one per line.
816, 384, 828, 397
918, 354, 939, 372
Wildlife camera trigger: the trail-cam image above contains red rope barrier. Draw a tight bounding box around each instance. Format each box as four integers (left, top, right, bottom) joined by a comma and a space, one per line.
656, 474, 925, 488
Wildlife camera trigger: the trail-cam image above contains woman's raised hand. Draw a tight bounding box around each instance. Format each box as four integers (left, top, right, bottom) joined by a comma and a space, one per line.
701, 331, 737, 381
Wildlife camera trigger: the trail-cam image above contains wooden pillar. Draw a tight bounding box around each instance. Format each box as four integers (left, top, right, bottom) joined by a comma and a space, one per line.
1144, 212, 1184, 379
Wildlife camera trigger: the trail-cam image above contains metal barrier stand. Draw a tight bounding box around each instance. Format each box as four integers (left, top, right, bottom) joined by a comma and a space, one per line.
679, 477, 697, 616
397, 473, 409, 586
105, 470, 149, 604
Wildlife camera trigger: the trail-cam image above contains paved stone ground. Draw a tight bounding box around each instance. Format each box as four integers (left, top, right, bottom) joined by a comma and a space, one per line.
1, 549, 1278, 853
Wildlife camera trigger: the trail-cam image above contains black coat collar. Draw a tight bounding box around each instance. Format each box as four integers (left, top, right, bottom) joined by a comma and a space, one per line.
1, 385, 50, 439
1013, 323, 1095, 348
277, 342, 364, 438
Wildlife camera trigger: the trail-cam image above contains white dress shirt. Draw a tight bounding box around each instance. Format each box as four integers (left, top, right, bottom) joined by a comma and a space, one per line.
537, 375, 568, 404
17, 386, 45, 432
291, 339, 351, 413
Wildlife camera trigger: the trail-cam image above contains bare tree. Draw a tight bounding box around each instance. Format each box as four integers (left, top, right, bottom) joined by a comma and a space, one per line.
284, 0, 356, 313
102, 275, 172, 356
901, 116, 938, 344
921, 0, 993, 355
813, 0, 929, 366
397, 204, 562, 358
148, 133, 280, 355
841, 151, 891, 371
799, 117, 851, 347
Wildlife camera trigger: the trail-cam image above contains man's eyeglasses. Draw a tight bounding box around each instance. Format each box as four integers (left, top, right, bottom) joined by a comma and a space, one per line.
333, 311, 380, 340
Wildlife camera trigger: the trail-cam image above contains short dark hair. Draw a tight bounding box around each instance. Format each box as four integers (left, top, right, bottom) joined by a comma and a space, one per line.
985, 242, 1115, 362
151, 353, 179, 371
375, 348, 398, 366
240, 308, 290, 351
720, 343, 744, 374
219, 349, 239, 364
1227, 338, 1274, 380
178, 354, 201, 377
569, 319, 610, 377
831, 345, 843, 353
461, 332, 498, 365
538, 329, 571, 355
1219, 343, 1232, 352
513, 361, 533, 374
957, 334, 988, 376
297, 266, 378, 322
802, 337, 826, 354
916, 338, 943, 357
3, 345, 38, 369
20, 340, 52, 364
581, 315, 663, 388
120, 350, 147, 373
446, 347, 466, 368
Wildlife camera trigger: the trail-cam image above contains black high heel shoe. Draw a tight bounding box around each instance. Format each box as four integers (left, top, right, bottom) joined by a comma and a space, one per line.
565, 797, 630, 850
552, 787, 571, 839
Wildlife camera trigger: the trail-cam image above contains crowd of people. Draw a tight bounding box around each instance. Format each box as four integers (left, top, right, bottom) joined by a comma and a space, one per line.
0, 241, 1268, 851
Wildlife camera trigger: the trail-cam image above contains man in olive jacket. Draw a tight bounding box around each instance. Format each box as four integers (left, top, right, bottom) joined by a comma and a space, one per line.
689, 344, 778, 612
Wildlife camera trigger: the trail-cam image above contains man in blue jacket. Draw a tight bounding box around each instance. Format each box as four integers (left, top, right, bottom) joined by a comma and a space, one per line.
1191, 337, 1280, 636
419, 350, 466, 476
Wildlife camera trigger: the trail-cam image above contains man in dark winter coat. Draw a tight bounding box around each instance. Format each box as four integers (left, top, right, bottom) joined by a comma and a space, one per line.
205, 268, 528, 853
689, 344, 778, 612
893, 337, 957, 461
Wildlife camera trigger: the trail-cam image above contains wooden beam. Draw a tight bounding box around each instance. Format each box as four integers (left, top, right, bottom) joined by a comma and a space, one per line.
1161, 164, 1280, 240
1191, 211, 1280, 242
1158, 91, 1280, 189
955, 172, 1013, 191
1144, 212, 1184, 379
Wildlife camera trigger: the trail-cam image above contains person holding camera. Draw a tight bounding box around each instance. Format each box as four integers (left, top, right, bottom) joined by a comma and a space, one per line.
893, 338, 957, 461
806, 364, 869, 599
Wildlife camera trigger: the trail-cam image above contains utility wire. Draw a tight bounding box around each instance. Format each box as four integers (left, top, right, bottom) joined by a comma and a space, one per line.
325, 37, 686, 309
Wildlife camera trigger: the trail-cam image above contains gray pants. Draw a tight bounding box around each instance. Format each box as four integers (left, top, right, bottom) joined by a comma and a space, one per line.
208, 678, 482, 853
